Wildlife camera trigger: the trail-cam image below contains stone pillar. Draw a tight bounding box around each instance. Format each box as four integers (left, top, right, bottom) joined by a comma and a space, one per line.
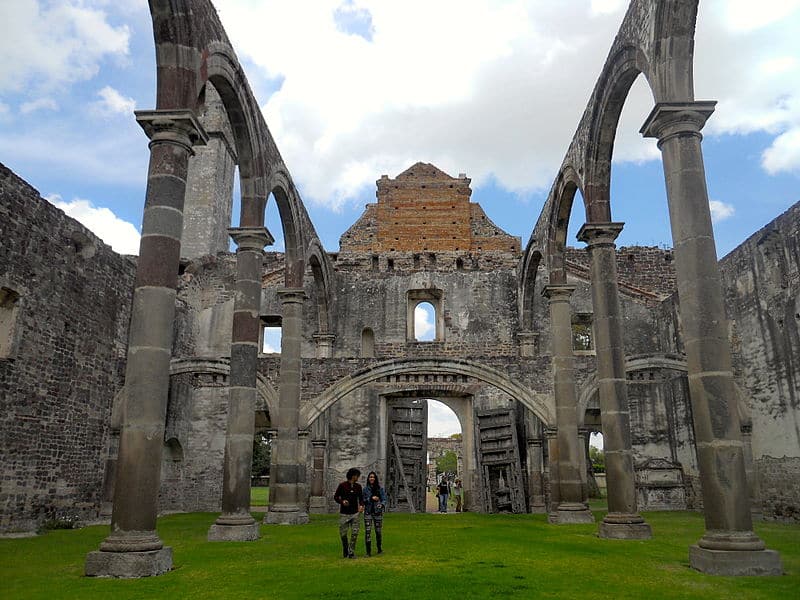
86, 110, 207, 578
265, 288, 310, 525
543, 284, 594, 524
544, 426, 559, 516
527, 437, 547, 513
208, 227, 273, 542
577, 427, 590, 502
740, 423, 762, 520
309, 439, 328, 513
312, 333, 335, 358
642, 102, 781, 575
577, 222, 652, 540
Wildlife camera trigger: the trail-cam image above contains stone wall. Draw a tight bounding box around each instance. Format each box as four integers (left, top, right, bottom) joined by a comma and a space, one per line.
718, 201, 800, 521
0, 163, 135, 532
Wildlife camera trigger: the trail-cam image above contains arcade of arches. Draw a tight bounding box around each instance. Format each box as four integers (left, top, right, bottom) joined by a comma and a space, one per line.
0, 0, 796, 580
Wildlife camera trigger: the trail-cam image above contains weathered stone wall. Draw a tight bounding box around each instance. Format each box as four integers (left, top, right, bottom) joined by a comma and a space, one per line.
718, 202, 800, 521
0, 163, 135, 532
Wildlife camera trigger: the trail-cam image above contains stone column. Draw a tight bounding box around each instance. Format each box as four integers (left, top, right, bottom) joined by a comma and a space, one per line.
86, 110, 207, 578
312, 333, 335, 358
309, 439, 328, 513
265, 288, 310, 524
527, 437, 547, 513
642, 102, 781, 575
577, 427, 589, 502
577, 223, 652, 539
544, 426, 559, 517
208, 227, 273, 541
543, 284, 594, 524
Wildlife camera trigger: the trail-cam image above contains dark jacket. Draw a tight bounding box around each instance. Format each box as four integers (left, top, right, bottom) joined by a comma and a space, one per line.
334, 481, 364, 515
362, 485, 387, 515
437, 481, 451, 496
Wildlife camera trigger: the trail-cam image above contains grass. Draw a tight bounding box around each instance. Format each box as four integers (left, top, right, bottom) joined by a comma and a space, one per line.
250, 486, 269, 507
1, 506, 797, 599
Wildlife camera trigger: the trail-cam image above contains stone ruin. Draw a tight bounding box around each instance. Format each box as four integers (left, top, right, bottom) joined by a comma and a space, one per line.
0, 0, 796, 579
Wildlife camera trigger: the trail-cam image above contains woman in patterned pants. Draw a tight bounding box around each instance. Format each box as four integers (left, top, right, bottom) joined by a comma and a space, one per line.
362, 471, 387, 556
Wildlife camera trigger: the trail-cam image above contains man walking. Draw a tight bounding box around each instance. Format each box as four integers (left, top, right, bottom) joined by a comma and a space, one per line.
437, 476, 451, 513
334, 467, 364, 558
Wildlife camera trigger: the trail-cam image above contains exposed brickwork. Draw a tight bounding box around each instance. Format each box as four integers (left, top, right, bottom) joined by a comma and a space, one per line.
0, 163, 135, 532
340, 163, 521, 255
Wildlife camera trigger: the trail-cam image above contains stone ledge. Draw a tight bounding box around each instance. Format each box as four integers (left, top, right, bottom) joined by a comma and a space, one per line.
207, 522, 260, 542
689, 545, 783, 576
598, 521, 652, 540
85, 547, 172, 578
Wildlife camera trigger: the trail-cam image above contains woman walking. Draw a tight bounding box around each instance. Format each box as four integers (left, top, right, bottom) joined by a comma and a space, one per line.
362, 471, 387, 556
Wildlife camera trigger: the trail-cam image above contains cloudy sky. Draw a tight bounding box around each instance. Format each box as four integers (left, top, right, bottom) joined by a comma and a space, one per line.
1, 1, 799, 437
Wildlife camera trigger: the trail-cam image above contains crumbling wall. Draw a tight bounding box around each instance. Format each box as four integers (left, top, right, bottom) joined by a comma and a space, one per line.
0, 163, 135, 532
719, 201, 800, 521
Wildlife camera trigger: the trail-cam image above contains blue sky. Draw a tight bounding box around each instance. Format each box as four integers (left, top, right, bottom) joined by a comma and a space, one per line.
2, 0, 798, 441
1, 1, 798, 258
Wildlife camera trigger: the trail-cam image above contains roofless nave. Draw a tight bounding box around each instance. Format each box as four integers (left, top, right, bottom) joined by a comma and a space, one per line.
1, 0, 796, 579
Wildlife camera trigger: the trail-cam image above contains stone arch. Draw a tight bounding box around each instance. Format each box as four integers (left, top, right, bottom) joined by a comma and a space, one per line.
306, 238, 334, 335
546, 164, 584, 285
300, 358, 553, 428
269, 171, 306, 287
518, 242, 542, 330
584, 45, 654, 220
169, 357, 279, 420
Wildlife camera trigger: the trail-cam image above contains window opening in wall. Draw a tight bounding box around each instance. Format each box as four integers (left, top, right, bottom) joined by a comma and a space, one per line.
371, 255, 379, 271
164, 438, 184, 462
260, 315, 282, 354
413, 254, 421, 269
0, 287, 20, 358
414, 302, 436, 342
456, 258, 464, 271
361, 327, 375, 357
572, 314, 594, 352
387, 258, 394, 271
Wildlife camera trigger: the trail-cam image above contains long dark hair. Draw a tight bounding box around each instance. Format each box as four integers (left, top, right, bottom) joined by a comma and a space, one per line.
365, 471, 381, 494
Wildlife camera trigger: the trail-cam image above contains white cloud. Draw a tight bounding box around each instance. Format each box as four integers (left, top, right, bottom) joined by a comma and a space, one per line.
762, 128, 800, 174
95, 85, 135, 115
206, 0, 799, 208
414, 303, 435, 341
722, 0, 800, 32
709, 199, 735, 222
0, 1, 130, 94
20, 97, 58, 114
262, 327, 282, 354
427, 400, 461, 438
46, 194, 140, 255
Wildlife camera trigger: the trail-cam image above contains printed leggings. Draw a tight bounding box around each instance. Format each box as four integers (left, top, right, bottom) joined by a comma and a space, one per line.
363, 512, 383, 544
339, 513, 360, 550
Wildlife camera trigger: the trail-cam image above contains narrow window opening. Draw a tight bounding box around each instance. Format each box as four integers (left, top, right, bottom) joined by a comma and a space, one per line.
371, 255, 379, 271
387, 259, 395, 271
414, 302, 436, 342
572, 314, 594, 352
260, 315, 282, 354
0, 287, 20, 358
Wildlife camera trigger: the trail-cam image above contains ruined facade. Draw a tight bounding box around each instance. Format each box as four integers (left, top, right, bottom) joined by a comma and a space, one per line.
0, 0, 796, 579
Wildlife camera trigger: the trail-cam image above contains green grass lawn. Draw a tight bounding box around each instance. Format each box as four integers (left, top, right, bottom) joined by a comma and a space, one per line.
1, 508, 797, 599
250, 486, 269, 506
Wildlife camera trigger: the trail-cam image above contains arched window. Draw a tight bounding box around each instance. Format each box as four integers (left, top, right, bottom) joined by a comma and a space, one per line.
414, 302, 436, 342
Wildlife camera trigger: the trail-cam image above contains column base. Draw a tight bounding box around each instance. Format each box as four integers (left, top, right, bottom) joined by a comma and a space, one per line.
264, 507, 309, 525
529, 502, 547, 514
550, 503, 595, 524
689, 545, 783, 576
598, 513, 652, 539
208, 522, 260, 542
309, 496, 328, 514
85, 547, 172, 578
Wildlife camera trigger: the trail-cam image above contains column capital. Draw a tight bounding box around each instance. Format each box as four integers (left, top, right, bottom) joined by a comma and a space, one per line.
277, 287, 307, 305
640, 101, 716, 147
544, 426, 558, 439
527, 437, 544, 447
311, 439, 327, 448
542, 283, 576, 303
577, 222, 624, 247
135, 109, 208, 153
228, 226, 274, 251
298, 429, 310, 439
